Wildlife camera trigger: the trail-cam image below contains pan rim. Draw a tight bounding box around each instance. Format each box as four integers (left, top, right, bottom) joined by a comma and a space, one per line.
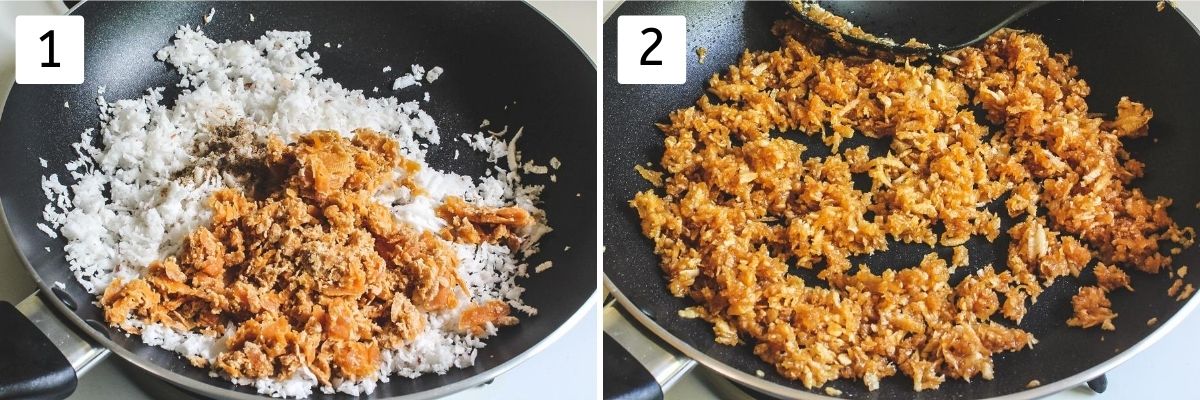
604, 275, 1200, 399
2, 0, 600, 399
601, 1, 1200, 398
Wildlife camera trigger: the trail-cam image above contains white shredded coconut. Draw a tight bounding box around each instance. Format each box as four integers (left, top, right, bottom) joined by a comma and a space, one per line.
506, 127, 524, 175
36, 223, 56, 238
38, 26, 547, 398
460, 132, 507, 162
392, 74, 420, 90
522, 160, 549, 175
426, 66, 444, 83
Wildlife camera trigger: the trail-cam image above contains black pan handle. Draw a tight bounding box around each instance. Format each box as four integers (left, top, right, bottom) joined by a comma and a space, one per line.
602, 300, 696, 400
604, 333, 662, 400
0, 292, 109, 400
0, 300, 76, 399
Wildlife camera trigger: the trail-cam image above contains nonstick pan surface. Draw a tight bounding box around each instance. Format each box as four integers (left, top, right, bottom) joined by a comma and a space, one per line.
0, 1, 596, 399
603, 1, 1200, 398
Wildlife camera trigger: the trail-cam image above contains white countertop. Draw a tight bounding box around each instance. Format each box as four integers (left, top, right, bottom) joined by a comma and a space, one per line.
601, 1, 1200, 399
0, 1, 599, 399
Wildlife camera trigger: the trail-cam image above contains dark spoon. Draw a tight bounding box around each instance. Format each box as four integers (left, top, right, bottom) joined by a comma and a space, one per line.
790, 0, 1047, 55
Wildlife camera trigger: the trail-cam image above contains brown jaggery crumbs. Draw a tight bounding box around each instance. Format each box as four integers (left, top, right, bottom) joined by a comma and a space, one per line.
632, 19, 1193, 392
436, 195, 532, 249
101, 129, 525, 386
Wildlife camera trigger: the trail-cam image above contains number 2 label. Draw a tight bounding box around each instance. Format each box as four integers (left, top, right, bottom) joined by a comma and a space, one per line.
640, 28, 663, 66
618, 16, 685, 85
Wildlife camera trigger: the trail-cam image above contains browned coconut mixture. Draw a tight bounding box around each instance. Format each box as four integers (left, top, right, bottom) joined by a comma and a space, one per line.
631, 19, 1195, 392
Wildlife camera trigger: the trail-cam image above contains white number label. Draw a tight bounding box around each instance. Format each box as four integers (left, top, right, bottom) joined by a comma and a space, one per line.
16, 15, 84, 85
618, 15, 685, 85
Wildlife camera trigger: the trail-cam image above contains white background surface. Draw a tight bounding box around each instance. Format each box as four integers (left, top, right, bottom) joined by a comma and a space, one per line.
0, 1, 599, 399
602, 1, 1200, 399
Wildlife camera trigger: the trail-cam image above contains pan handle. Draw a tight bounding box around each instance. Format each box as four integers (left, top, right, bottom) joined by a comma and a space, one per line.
602, 299, 696, 400
0, 292, 109, 399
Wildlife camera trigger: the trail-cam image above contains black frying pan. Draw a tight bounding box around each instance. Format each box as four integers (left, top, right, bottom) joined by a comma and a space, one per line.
0, 1, 596, 399
604, 1, 1200, 399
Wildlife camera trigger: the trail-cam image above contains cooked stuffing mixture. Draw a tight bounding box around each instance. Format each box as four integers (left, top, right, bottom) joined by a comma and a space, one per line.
789, 0, 930, 51
102, 128, 526, 386
631, 19, 1194, 392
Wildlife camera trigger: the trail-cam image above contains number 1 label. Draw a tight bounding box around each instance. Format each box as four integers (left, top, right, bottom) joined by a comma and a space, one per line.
40, 30, 61, 68
618, 16, 685, 85
15, 15, 84, 84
